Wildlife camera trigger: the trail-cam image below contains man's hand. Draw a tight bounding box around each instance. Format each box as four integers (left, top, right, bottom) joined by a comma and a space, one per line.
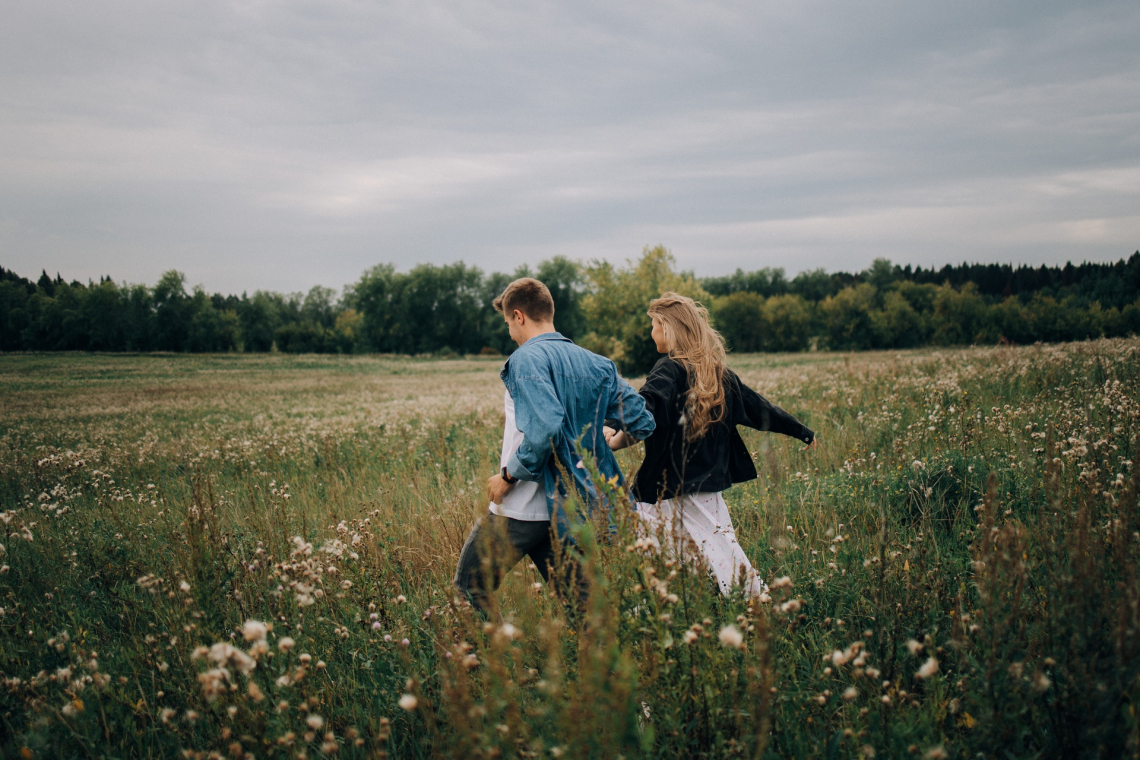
603, 425, 617, 444
805, 437, 818, 451
487, 472, 514, 505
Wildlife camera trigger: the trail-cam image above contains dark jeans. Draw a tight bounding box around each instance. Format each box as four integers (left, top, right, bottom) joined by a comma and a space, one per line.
453, 511, 589, 617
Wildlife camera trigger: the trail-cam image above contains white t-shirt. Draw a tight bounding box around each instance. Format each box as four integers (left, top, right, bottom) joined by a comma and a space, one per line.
490, 390, 550, 521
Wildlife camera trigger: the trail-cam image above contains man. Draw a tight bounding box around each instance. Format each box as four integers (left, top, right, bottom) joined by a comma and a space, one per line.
452, 277, 656, 615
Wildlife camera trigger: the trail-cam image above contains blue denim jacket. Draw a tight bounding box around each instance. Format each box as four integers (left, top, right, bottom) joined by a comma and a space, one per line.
501, 332, 656, 533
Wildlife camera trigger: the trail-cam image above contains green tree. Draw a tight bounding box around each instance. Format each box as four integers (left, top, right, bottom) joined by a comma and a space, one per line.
764, 293, 813, 352
80, 279, 127, 351
931, 282, 987, 346
820, 283, 877, 350
712, 292, 765, 353
579, 246, 710, 374
239, 292, 281, 352
153, 271, 190, 351
789, 268, 835, 302
864, 258, 899, 298
352, 262, 484, 354
0, 280, 32, 350
871, 290, 924, 348
535, 256, 585, 339
187, 288, 238, 352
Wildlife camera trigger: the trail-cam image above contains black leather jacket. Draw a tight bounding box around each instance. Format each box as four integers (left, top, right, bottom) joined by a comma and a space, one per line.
627, 356, 814, 503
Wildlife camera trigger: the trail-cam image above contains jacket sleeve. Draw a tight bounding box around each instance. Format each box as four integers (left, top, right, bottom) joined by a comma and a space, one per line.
733, 371, 815, 444
604, 364, 656, 442
504, 355, 564, 482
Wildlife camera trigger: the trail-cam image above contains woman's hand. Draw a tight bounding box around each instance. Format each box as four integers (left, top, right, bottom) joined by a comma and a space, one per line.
605, 426, 633, 451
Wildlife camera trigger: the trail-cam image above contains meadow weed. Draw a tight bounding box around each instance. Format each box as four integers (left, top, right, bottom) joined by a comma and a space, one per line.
0, 342, 1137, 758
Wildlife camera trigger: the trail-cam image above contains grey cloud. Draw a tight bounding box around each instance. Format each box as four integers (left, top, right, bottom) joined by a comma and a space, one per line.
1, 0, 1137, 293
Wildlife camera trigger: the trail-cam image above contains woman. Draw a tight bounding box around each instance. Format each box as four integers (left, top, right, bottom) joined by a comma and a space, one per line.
606, 292, 815, 599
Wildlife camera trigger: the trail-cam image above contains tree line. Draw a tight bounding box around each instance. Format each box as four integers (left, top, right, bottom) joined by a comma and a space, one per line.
3, 248, 1139, 374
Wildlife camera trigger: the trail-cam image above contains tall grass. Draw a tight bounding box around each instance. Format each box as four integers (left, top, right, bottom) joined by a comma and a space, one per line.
0, 341, 1137, 758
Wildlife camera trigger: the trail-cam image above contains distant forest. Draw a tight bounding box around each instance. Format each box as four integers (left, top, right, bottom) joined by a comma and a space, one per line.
3, 248, 1139, 374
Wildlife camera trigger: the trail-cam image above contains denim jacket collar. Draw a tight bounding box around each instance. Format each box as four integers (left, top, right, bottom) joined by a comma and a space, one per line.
499, 331, 571, 380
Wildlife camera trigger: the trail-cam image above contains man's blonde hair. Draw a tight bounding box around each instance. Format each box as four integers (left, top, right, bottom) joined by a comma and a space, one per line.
647, 292, 727, 441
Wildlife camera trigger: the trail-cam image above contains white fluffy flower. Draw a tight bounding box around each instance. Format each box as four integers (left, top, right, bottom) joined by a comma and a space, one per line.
718, 625, 744, 649
242, 620, 268, 642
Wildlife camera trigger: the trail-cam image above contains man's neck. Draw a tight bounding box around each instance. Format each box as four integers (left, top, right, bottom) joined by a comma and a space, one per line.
517, 323, 557, 345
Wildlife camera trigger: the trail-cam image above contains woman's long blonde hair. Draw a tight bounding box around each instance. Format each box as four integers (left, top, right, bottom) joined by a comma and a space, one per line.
647, 292, 727, 441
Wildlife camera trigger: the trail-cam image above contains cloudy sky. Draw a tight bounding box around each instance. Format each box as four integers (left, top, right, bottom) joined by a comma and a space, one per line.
2, 0, 1138, 294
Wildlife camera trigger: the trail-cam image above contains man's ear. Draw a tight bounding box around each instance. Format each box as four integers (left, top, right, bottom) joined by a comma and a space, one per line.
512, 309, 527, 325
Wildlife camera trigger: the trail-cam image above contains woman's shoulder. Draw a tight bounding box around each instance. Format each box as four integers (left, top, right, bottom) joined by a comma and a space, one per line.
650, 354, 685, 372
648, 355, 688, 383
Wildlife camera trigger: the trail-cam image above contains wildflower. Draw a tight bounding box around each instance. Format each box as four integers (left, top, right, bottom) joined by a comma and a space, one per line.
906, 639, 923, 656
160, 708, 176, 724
924, 747, 948, 760
277, 637, 295, 652
372, 621, 381, 630
771, 576, 793, 590
306, 714, 324, 729
395, 595, 407, 604
843, 687, 858, 701
207, 642, 256, 676
383, 634, 392, 643
916, 657, 939, 679
198, 668, 231, 701
242, 620, 268, 642
1032, 672, 1051, 692
499, 623, 520, 640
179, 580, 191, 592
248, 681, 265, 702
718, 625, 744, 649
400, 638, 410, 647
682, 630, 699, 644
398, 694, 418, 711
299, 653, 312, 664
779, 599, 802, 614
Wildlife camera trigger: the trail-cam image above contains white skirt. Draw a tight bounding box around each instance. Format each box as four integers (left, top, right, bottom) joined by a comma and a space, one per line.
636, 492, 769, 599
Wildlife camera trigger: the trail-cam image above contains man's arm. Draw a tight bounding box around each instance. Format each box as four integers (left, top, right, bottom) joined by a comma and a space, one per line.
604, 366, 656, 444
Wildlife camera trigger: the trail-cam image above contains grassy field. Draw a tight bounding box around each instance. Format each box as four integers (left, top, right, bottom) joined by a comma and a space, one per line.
1, 343, 1138, 759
